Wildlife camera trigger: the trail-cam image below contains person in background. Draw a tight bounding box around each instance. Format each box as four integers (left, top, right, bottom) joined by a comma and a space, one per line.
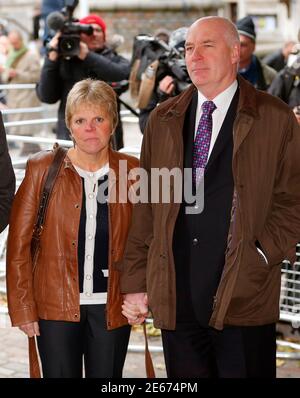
37, 14, 130, 150
153, 28, 170, 45
236, 16, 276, 90
263, 41, 296, 72
0, 34, 9, 108
121, 16, 300, 378
0, 111, 15, 232
0, 30, 41, 156
6, 79, 138, 378
268, 52, 300, 108
138, 27, 189, 134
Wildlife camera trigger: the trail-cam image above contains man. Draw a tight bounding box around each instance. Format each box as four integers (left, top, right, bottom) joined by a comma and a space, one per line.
36, 14, 129, 149
137, 27, 189, 134
237, 16, 276, 90
268, 53, 300, 109
1, 30, 41, 155
0, 112, 15, 232
263, 41, 296, 72
121, 16, 300, 378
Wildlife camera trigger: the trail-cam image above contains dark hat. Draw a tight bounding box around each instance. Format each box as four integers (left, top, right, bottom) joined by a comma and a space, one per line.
236, 16, 256, 41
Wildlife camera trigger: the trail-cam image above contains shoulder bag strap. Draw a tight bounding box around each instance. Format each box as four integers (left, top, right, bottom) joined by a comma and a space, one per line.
143, 323, 156, 378
29, 144, 67, 378
33, 145, 67, 236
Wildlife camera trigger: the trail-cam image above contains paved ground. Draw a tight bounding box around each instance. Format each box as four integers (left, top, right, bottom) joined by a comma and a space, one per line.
0, 319, 299, 378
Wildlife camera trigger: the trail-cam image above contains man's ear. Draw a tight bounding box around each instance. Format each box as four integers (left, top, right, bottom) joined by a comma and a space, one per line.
231, 42, 240, 65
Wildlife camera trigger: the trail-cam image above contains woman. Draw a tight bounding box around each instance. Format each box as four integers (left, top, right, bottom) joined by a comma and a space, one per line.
6, 79, 139, 378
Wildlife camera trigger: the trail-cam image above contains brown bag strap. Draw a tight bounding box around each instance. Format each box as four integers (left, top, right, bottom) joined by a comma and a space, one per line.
29, 144, 67, 378
28, 337, 41, 378
33, 145, 67, 236
143, 323, 156, 378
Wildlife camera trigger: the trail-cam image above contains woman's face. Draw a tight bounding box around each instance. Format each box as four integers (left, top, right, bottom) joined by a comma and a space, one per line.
69, 103, 112, 155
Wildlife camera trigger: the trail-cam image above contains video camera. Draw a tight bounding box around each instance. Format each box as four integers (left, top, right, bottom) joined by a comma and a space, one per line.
132, 34, 191, 96
46, 0, 93, 59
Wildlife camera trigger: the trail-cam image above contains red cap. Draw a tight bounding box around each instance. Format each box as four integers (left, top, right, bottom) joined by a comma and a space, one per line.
79, 14, 106, 39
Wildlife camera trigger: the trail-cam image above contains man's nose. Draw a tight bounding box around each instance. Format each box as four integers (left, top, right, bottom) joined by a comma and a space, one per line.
191, 46, 204, 60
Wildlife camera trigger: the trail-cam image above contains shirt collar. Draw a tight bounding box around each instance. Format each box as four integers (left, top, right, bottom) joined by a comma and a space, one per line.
74, 163, 109, 180
197, 80, 238, 114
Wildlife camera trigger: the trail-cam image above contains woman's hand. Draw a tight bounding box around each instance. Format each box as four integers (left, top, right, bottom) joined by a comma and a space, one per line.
122, 293, 149, 325
19, 321, 40, 337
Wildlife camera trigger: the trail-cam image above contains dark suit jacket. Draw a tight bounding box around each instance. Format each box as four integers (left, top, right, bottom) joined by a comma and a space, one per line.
173, 89, 239, 326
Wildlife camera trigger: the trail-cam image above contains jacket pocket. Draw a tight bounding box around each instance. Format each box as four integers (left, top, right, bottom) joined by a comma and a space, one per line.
249, 240, 270, 269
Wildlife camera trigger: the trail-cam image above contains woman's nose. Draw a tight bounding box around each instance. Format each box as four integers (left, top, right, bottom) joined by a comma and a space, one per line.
85, 121, 96, 130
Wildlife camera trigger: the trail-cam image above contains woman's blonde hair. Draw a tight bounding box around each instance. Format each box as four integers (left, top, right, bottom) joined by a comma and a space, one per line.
65, 78, 119, 132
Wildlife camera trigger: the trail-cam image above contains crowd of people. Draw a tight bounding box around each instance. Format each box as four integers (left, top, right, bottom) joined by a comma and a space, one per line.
0, 6, 300, 379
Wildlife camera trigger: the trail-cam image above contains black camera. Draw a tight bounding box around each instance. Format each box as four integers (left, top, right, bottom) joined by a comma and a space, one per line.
46, 0, 93, 59
132, 34, 191, 97
157, 46, 191, 93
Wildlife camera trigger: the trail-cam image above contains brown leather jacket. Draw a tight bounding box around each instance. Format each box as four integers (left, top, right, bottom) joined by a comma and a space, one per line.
7, 148, 139, 331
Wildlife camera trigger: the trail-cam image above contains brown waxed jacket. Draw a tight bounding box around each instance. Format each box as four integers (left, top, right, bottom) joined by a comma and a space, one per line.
121, 76, 300, 331
6, 148, 139, 331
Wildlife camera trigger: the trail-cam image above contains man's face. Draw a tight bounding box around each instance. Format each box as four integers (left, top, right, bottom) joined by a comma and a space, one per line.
185, 19, 240, 97
239, 34, 255, 67
8, 32, 22, 51
81, 23, 105, 51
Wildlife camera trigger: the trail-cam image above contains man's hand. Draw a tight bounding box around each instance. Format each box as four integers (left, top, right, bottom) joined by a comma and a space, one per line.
47, 32, 60, 62
159, 75, 175, 95
19, 321, 40, 338
7, 69, 17, 79
78, 42, 89, 60
293, 106, 300, 125
122, 293, 149, 325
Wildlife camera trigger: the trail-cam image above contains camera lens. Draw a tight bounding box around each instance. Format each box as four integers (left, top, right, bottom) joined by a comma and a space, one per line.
58, 34, 81, 58
60, 37, 76, 52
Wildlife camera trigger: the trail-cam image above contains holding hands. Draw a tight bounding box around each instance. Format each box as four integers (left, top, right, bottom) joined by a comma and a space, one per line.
122, 292, 149, 325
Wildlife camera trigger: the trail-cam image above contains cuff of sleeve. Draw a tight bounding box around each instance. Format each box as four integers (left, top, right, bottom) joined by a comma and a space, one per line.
9, 305, 38, 327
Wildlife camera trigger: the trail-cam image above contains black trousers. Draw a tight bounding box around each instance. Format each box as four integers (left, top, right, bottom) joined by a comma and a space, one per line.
161, 321, 276, 378
37, 304, 131, 378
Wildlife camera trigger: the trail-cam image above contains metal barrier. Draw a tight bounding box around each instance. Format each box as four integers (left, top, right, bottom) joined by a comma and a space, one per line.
0, 83, 139, 124
280, 248, 300, 328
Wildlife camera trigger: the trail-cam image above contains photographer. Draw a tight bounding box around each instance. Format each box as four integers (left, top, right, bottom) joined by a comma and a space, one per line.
36, 12, 130, 149
136, 27, 190, 134
268, 55, 300, 109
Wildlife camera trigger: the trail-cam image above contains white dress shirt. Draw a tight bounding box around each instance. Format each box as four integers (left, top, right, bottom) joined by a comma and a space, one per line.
195, 80, 238, 160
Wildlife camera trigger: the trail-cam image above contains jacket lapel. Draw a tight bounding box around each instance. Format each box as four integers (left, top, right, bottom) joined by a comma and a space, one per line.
206, 89, 239, 171
158, 85, 196, 168
233, 76, 258, 158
